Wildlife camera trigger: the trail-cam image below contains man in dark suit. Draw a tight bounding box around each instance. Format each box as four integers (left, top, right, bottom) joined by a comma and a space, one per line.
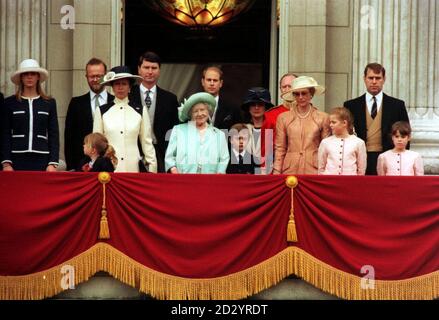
201, 65, 242, 131
64, 58, 114, 170
344, 63, 410, 175
129, 51, 179, 173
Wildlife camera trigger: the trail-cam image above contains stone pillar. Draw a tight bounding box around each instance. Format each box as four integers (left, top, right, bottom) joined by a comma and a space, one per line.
352, 0, 439, 173
49, 0, 122, 160
0, 0, 123, 162
0, 0, 48, 95
278, 0, 353, 111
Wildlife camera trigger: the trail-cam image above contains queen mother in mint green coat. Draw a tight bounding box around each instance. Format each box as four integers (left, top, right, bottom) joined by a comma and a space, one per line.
165, 92, 230, 174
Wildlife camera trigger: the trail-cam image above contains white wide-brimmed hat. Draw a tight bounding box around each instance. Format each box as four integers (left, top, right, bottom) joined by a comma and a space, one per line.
178, 92, 216, 122
281, 76, 325, 102
100, 66, 143, 86
11, 59, 49, 85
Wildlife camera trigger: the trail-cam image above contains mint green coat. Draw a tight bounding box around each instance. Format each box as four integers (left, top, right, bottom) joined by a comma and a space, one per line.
165, 122, 229, 173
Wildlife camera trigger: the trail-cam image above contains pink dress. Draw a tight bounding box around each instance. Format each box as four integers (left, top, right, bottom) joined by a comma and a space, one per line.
318, 135, 367, 175
377, 150, 424, 176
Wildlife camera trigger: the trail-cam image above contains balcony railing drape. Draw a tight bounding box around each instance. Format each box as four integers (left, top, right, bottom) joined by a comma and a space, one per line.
0, 172, 438, 300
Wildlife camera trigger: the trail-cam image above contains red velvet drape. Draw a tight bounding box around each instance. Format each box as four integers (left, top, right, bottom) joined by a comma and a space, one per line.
292, 175, 439, 280
0, 172, 101, 275
1, 172, 438, 283
105, 173, 290, 278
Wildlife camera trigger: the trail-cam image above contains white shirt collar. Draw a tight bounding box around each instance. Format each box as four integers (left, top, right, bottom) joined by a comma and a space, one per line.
90, 90, 108, 101
140, 84, 156, 95
366, 91, 383, 103
232, 148, 246, 158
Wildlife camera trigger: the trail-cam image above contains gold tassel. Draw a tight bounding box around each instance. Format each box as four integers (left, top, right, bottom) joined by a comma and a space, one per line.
98, 172, 111, 240
99, 209, 110, 239
285, 176, 299, 242
287, 210, 298, 242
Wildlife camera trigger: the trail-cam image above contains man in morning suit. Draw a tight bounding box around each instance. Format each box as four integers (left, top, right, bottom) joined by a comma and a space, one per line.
64, 58, 114, 170
344, 62, 410, 175
201, 65, 242, 131
129, 51, 179, 173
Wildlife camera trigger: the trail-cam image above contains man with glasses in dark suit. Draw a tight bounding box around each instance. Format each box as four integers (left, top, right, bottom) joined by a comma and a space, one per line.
64, 58, 114, 170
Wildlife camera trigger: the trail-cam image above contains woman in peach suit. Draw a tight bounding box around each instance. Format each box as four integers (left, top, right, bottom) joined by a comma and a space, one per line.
273, 76, 330, 174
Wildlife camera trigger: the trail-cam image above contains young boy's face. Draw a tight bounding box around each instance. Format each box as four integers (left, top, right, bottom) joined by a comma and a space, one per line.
231, 130, 250, 153
392, 130, 410, 151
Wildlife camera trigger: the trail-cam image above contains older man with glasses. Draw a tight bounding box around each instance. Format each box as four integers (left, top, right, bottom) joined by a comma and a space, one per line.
64, 58, 114, 171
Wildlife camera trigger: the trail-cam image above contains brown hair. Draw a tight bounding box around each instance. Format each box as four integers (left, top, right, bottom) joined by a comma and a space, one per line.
202, 65, 223, 80
330, 107, 354, 135
391, 121, 411, 137
86, 57, 107, 72
84, 133, 118, 167
364, 62, 386, 77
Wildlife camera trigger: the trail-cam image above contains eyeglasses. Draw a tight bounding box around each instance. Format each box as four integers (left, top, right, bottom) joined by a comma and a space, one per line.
87, 75, 104, 80
292, 91, 310, 97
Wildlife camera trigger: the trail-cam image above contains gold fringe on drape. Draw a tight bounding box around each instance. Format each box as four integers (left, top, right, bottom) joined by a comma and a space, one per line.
0, 244, 437, 300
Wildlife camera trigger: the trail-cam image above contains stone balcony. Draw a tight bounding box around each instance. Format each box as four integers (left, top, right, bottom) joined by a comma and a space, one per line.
54, 272, 339, 300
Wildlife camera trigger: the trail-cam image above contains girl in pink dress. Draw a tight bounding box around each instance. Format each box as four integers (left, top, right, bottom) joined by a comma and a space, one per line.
377, 121, 424, 176
318, 107, 367, 175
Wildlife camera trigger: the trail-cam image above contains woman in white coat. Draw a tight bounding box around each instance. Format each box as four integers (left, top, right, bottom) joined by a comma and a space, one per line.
93, 66, 157, 173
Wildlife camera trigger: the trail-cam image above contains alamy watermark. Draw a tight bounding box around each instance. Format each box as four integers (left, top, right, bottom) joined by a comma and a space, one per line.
60, 5, 75, 30
360, 5, 376, 30
360, 265, 375, 290
60, 264, 75, 290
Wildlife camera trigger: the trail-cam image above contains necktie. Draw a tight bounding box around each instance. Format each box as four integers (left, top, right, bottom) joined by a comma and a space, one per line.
145, 90, 152, 109
95, 94, 100, 109
371, 96, 377, 119
239, 154, 244, 165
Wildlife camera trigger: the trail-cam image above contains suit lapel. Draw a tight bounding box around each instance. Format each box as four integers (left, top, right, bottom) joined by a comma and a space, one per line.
381, 93, 390, 130
81, 94, 93, 127
129, 85, 142, 106
214, 97, 224, 127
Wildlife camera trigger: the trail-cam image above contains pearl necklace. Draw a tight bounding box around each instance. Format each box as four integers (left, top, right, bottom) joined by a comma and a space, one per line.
296, 106, 312, 119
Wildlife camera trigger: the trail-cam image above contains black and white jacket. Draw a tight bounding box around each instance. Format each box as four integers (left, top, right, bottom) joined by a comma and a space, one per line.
1, 95, 59, 165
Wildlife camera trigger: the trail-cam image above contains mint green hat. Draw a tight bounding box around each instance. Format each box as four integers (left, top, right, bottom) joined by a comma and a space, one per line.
178, 92, 216, 122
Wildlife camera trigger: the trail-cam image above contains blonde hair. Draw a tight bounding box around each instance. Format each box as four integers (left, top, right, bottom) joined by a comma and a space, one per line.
330, 107, 354, 135
84, 133, 118, 167
15, 77, 51, 101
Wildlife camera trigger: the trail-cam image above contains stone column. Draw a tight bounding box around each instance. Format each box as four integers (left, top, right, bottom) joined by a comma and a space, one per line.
352, 0, 439, 173
278, 0, 353, 111
49, 0, 122, 160
0, 0, 48, 95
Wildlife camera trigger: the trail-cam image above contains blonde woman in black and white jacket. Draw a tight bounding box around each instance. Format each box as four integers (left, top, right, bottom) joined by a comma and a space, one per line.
1, 59, 59, 171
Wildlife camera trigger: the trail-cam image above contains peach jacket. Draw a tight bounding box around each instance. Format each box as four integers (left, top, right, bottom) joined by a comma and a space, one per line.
273, 106, 330, 174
